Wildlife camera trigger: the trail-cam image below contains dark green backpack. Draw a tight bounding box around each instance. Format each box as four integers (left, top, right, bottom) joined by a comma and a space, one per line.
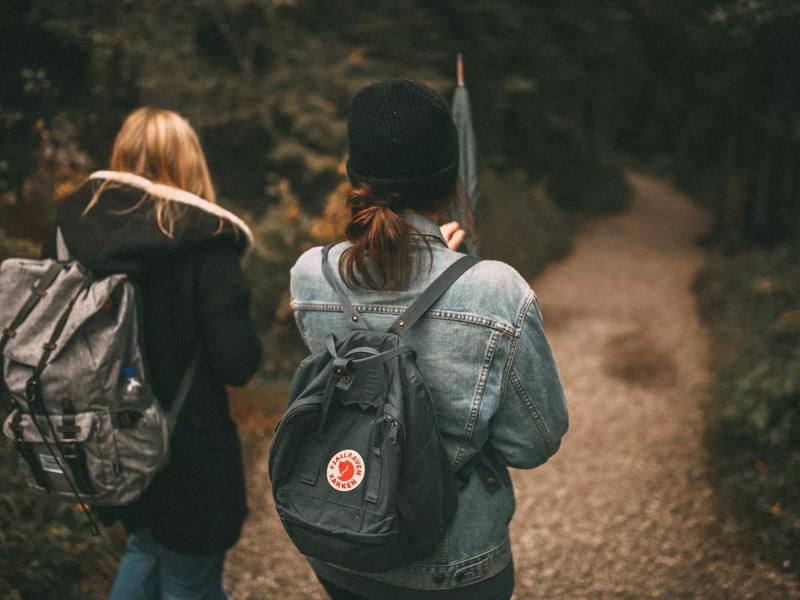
268, 247, 479, 572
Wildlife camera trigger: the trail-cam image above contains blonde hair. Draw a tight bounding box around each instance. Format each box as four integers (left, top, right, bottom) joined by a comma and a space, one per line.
87, 107, 217, 237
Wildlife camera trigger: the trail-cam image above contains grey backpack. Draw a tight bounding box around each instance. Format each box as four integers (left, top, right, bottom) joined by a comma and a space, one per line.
0, 230, 196, 531
269, 246, 479, 571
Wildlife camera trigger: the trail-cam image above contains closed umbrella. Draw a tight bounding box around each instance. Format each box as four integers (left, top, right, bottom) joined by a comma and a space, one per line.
451, 53, 480, 256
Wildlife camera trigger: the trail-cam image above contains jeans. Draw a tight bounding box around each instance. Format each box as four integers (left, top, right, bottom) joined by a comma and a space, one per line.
109, 527, 227, 600
318, 577, 513, 600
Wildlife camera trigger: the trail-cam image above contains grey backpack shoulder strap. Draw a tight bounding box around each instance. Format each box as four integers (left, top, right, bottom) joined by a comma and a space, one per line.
56, 227, 73, 262
166, 347, 202, 433
321, 245, 369, 330
387, 255, 480, 336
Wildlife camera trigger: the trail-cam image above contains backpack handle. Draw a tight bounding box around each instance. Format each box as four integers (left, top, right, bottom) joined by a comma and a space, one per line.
387, 255, 480, 335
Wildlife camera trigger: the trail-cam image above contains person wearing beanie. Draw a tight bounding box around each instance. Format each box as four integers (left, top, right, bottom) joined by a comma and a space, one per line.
289, 79, 568, 600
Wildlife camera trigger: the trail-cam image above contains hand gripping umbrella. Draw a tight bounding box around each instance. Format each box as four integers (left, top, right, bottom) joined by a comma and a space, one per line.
451, 53, 480, 256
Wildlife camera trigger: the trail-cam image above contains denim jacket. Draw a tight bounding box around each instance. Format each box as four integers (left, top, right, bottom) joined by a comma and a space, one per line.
289, 214, 568, 592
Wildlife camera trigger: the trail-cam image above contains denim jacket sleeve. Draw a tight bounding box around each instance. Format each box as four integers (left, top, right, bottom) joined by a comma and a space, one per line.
490, 291, 568, 469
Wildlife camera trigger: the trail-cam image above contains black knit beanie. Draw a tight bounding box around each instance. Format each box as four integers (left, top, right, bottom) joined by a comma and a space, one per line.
346, 79, 459, 200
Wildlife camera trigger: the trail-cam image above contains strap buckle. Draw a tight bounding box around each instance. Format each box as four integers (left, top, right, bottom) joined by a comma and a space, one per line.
10, 415, 24, 439
112, 410, 143, 429
332, 357, 354, 377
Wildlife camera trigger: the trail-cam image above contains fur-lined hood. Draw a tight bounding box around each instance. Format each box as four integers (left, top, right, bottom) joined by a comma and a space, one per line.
56, 170, 254, 276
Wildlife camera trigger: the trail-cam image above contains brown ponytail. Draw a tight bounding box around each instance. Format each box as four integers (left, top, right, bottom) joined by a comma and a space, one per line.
340, 185, 418, 290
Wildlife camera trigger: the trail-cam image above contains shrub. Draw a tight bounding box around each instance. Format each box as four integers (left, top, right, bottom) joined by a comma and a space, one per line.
0, 229, 40, 260
548, 160, 632, 215
0, 447, 119, 599
480, 166, 575, 280
695, 244, 800, 572
244, 175, 349, 381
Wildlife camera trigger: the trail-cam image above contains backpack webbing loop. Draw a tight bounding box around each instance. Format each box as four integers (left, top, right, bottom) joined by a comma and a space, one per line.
300, 435, 326, 486
324, 333, 415, 371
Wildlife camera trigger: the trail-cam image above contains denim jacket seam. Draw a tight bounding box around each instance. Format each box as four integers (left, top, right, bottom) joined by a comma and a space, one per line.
509, 366, 554, 454
496, 291, 536, 416
383, 536, 511, 573
320, 538, 512, 591
453, 329, 503, 468
291, 302, 515, 335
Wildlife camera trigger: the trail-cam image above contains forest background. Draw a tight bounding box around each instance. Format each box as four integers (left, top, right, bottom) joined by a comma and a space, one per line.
1, 1, 799, 597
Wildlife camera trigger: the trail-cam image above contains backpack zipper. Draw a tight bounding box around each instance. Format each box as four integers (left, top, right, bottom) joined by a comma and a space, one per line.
274, 397, 321, 432
269, 398, 322, 479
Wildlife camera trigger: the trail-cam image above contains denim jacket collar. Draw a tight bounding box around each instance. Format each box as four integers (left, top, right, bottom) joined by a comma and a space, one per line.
402, 213, 447, 247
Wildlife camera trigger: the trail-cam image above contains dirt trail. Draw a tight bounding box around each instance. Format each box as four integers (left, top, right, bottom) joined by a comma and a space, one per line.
225, 173, 800, 599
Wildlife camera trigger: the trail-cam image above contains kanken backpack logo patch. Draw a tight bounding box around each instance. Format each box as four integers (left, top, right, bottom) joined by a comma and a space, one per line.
269, 245, 480, 572
0, 229, 198, 532
327, 449, 364, 491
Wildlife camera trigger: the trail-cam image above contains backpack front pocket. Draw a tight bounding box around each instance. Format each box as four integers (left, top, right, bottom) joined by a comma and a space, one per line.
2, 408, 119, 502
277, 488, 402, 572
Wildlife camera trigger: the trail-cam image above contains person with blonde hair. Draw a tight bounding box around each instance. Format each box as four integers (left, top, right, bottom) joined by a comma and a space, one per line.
42, 107, 262, 599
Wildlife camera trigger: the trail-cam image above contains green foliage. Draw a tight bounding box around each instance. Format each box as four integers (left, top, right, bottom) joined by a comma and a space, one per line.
0, 230, 39, 260
244, 178, 316, 379
0, 442, 119, 599
480, 167, 575, 280
695, 245, 800, 571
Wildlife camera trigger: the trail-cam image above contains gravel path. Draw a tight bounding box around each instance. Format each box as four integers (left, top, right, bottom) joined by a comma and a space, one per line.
224, 173, 800, 599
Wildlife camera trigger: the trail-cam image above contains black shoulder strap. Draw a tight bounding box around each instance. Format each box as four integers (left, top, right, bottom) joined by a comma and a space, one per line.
166, 347, 202, 434
388, 255, 480, 336
321, 245, 369, 330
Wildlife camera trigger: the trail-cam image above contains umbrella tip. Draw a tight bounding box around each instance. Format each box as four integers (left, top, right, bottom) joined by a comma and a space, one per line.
457, 52, 464, 86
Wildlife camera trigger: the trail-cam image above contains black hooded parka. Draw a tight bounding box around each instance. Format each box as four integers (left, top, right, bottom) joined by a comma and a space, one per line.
43, 170, 262, 554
